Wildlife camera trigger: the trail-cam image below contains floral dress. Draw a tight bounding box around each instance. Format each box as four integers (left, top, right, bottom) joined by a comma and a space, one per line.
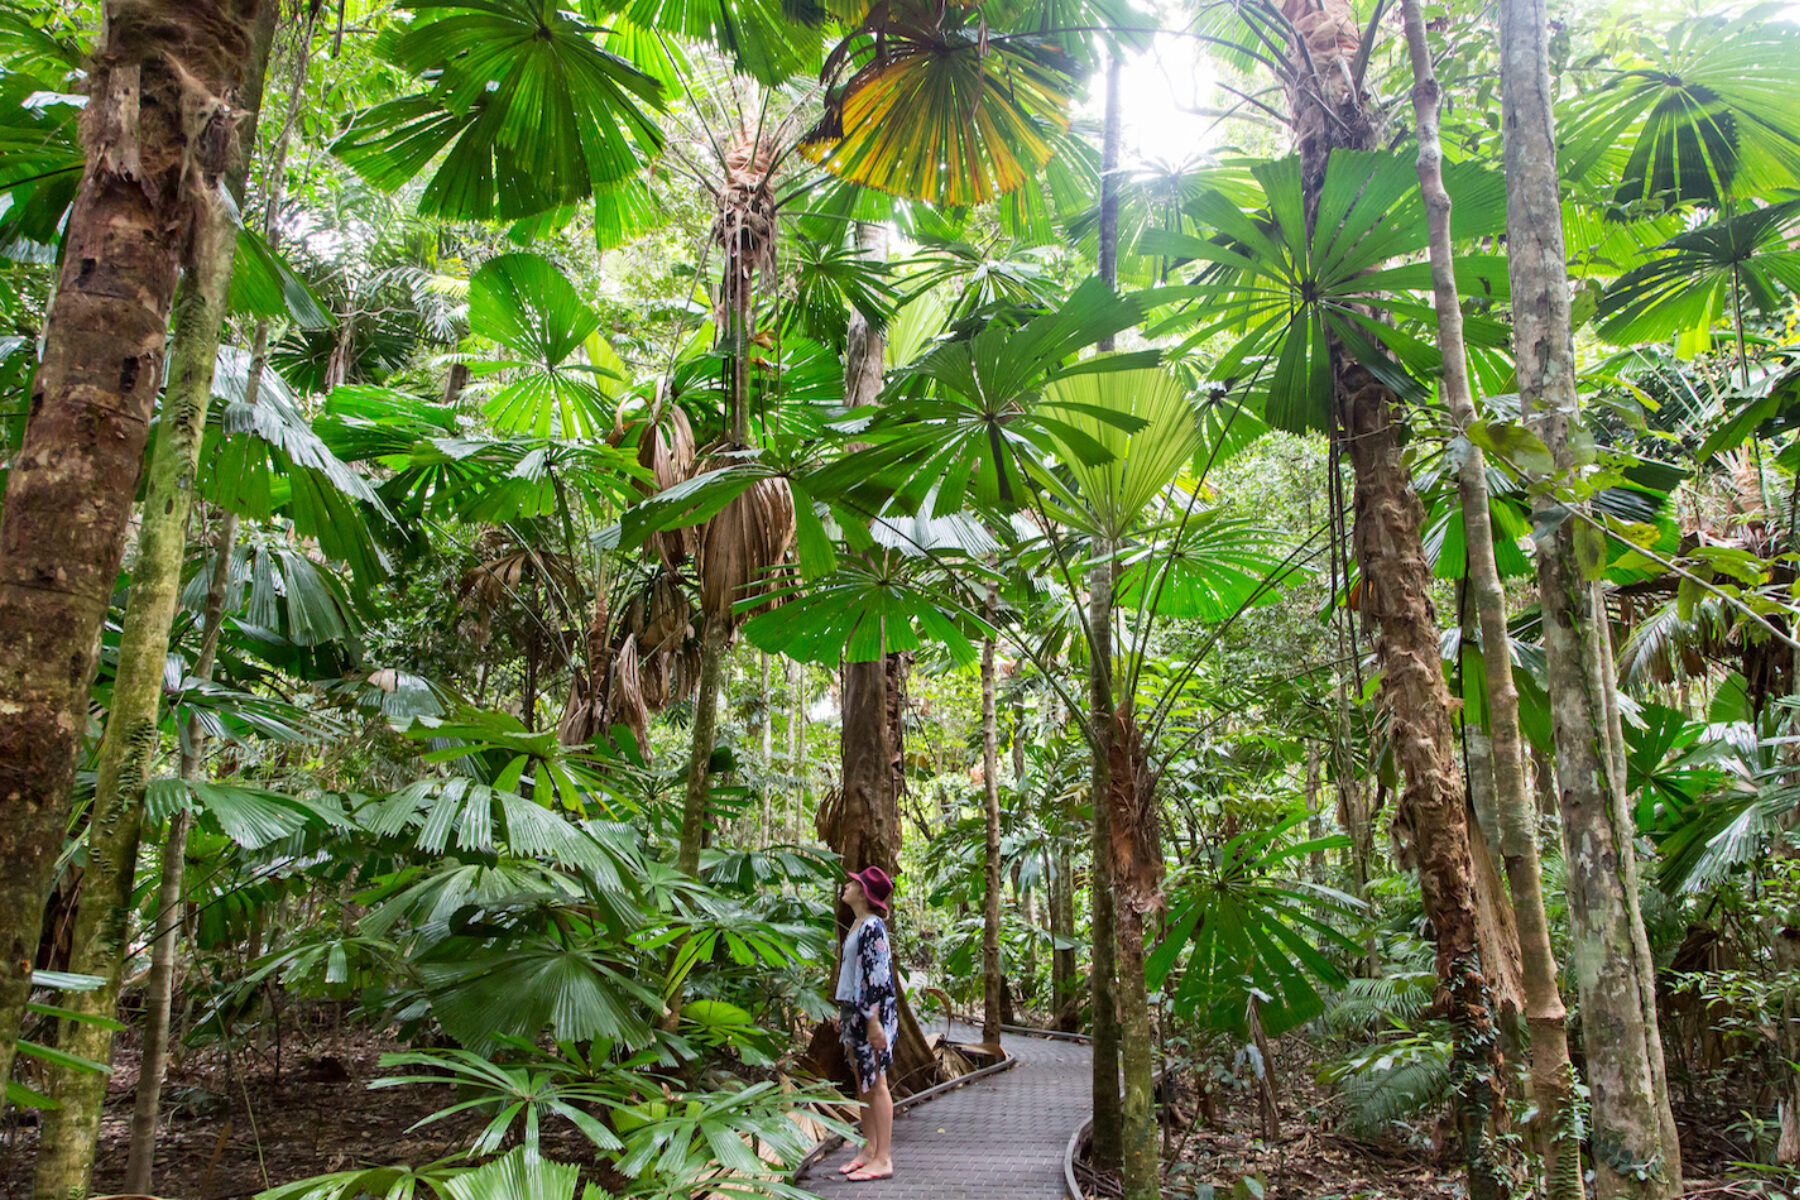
838, 915, 900, 1088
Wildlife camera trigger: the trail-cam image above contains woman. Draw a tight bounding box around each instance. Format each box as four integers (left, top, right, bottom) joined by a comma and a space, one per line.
834, 865, 899, 1183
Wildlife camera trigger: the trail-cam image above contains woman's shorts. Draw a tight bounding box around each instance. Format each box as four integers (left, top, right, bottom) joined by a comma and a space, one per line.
839, 1002, 892, 1089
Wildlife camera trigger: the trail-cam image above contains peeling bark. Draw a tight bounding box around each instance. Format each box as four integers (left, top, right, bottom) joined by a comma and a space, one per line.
1275, 0, 1512, 1191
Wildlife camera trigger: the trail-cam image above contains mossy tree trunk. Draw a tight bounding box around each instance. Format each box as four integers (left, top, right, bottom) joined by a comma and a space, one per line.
125, 507, 237, 1191
1107, 707, 1161, 1200
1497, 1, 1683, 1190
677, 611, 732, 877
0, 0, 267, 1118
31, 9, 279, 1190
1087, 537, 1123, 1169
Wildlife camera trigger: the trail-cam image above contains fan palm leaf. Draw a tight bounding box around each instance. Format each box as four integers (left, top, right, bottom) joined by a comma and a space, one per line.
1596, 199, 1800, 358
334, 0, 665, 222
1146, 150, 1510, 434
1561, 7, 1800, 210
805, 1, 1078, 206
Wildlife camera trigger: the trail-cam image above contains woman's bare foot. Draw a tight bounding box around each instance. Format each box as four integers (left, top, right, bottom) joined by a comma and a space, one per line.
847, 1158, 893, 1182
838, 1154, 868, 1175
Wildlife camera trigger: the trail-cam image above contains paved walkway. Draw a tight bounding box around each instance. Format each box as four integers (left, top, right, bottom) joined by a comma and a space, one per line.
803, 1021, 1093, 1200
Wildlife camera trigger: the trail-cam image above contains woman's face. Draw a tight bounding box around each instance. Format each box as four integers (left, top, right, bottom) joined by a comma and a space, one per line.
840, 878, 864, 908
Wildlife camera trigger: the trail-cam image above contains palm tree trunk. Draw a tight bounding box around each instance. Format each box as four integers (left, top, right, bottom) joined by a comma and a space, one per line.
981, 606, 1004, 1044
1496, 0, 1682, 1193
0, 0, 270, 1109
1088, 50, 1127, 1172
678, 611, 731, 875
1087, 537, 1124, 1168
1280, 2, 1510, 1194
1399, 4, 1582, 1189
1106, 709, 1160, 1200
32, 11, 278, 1186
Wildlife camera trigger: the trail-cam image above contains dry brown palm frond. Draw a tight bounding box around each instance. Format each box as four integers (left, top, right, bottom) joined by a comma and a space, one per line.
814, 784, 845, 848
639, 570, 694, 653
712, 120, 788, 330
671, 628, 706, 702
697, 472, 796, 620
557, 667, 600, 747
558, 599, 614, 747
460, 542, 585, 634
607, 634, 652, 756
635, 402, 698, 494
631, 403, 700, 567
611, 569, 693, 713
640, 645, 673, 712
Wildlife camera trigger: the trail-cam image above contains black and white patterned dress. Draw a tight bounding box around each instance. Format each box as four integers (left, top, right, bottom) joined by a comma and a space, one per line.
838, 915, 900, 1088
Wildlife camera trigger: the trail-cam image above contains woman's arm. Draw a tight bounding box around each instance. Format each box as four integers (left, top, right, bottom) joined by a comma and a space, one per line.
859, 916, 896, 1022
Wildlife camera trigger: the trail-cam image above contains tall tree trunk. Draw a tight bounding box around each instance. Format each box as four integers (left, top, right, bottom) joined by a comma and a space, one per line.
1088, 50, 1126, 1172
126, 19, 306, 1157
677, 612, 730, 876
125, 502, 238, 1191
980, 600, 1003, 1045
1400, 3, 1581, 1189
1107, 707, 1161, 1200
1497, 0, 1682, 1192
1280, 1, 1510, 1194
39, 0, 284, 1174
1087, 539, 1123, 1169
33, 149, 252, 1200
36, 0, 281, 1173
1305, 740, 1326, 884
0, 0, 268, 1118
820, 222, 943, 1092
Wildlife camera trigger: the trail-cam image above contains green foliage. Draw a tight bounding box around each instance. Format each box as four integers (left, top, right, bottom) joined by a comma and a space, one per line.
1320, 1027, 1452, 1140
1146, 150, 1509, 433
807, 0, 1078, 207
1148, 811, 1363, 1038
468, 252, 624, 439
1597, 200, 1800, 354
1562, 6, 1800, 210
335, 0, 666, 222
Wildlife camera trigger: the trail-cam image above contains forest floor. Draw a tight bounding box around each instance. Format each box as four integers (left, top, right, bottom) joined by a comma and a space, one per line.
0, 1015, 1774, 1200
1074, 1034, 1768, 1200
0, 1020, 609, 1200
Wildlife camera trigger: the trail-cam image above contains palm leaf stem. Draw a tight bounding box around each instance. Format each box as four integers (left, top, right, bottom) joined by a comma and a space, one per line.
1141, 522, 1333, 747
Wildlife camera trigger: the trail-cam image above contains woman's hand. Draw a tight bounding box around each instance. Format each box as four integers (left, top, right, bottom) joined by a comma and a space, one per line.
866, 1018, 888, 1053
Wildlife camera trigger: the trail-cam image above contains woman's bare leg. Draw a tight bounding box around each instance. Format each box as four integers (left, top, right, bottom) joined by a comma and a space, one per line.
842, 1062, 870, 1171
860, 1073, 893, 1173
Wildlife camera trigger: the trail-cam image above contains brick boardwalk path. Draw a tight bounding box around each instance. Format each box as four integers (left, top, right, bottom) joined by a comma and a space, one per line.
803, 1022, 1092, 1200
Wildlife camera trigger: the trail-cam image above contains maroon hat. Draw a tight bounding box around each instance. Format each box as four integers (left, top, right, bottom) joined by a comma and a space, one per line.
849, 866, 894, 916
